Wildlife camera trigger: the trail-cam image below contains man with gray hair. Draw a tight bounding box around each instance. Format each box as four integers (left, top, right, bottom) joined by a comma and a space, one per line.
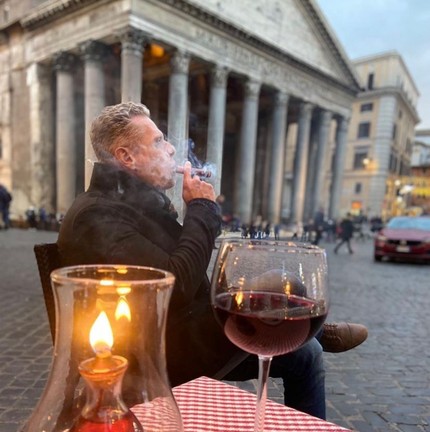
58, 102, 367, 420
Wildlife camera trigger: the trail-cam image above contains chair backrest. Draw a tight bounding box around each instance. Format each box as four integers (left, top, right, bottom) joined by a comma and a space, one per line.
34, 243, 62, 344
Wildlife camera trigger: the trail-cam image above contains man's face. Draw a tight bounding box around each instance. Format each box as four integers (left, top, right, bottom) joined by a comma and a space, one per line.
121, 116, 176, 189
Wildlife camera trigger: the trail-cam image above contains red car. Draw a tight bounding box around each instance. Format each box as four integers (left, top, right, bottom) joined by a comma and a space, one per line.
374, 216, 430, 263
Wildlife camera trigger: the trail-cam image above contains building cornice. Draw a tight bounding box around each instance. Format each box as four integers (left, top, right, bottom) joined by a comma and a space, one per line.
353, 51, 420, 97
301, 0, 361, 91
358, 87, 420, 124
20, 0, 100, 30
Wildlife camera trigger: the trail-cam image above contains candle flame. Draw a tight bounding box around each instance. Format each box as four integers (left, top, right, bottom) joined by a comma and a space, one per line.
116, 286, 131, 296
90, 311, 114, 357
115, 297, 131, 321
116, 267, 128, 275
235, 291, 244, 308
100, 279, 114, 286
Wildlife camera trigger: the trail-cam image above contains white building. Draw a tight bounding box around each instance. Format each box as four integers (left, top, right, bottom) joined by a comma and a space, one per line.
340, 51, 420, 219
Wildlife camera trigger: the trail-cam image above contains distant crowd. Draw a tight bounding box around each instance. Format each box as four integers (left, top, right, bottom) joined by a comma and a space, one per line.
0, 184, 386, 239
0, 185, 61, 232
219, 207, 385, 245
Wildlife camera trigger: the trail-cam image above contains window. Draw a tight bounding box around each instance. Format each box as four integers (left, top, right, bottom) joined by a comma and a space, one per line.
406, 139, 412, 153
389, 152, 398, 173
360, 103, 373, 112
355, 183, 362, 194
357, 122, 371, 138
353, 147, 369, 170
367, 73, 374, 90
392, 124, 397, 140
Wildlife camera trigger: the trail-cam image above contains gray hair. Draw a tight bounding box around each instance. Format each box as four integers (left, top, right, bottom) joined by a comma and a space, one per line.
90, 102, 151, 162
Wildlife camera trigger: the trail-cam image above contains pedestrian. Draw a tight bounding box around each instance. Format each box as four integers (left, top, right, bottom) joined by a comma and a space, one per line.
25, 206, 37, 229
274, 223, 281, 240
334, 212, 355, 254
57, 102, 367, 420
241, 223, 248, 238
264, 222, 271, 238
38, 207, 48, 230
0, 184, 12, 229
313, 208, 325, 245
303, 218, 314, 243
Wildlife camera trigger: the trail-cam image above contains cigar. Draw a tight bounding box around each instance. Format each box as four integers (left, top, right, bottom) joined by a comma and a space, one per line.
176, 166, 212, 178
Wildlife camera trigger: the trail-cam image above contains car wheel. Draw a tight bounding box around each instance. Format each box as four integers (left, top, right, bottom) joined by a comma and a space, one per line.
374, 254, 382, 262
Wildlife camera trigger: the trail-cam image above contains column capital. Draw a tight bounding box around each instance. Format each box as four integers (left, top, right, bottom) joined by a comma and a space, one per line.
319, 109, 333, 125
119, 27, 148, 54
337, 115, 350, 132
274, 90, 289, 107
170, 50, 190, 74
80, 40, 109, 62
244, 79, 261, 99
299, 101, 314, 118
52, 51, 77, 72
211, 65, 229, 88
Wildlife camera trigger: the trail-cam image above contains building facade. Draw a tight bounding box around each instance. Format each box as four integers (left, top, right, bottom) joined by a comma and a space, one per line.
0, 0, 360, 224
340, 51, 420, 220
409, 129, 430, 214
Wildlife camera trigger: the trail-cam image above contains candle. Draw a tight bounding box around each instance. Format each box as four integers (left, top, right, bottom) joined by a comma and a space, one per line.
69, 311, 143, 432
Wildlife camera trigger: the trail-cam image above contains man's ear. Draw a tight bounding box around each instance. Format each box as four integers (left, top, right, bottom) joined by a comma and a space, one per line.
114, 146, 135, 169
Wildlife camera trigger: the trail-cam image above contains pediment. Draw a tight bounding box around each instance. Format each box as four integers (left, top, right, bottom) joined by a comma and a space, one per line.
187, 0, 358, 89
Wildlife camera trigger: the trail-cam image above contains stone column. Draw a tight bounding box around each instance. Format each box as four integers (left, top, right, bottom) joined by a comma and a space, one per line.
120, 28, 147, 103
206, 65, 228, 196
234, 78, 261, 225
53, 51, 77, 215
329, 116, 349, 220
80, 40, 107, 189
303, 118, 318, 221
290, 102, 313, 225
267, 91, 289, 224
167, 50, 190, 222
310, 110, 332, 218
27, 63, 55, 212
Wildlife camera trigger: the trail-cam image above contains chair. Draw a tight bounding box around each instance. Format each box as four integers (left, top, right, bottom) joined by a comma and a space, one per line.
34, 242, 62, 344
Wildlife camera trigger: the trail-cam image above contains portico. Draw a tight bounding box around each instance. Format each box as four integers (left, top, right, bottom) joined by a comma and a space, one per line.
7, 0, 360, 224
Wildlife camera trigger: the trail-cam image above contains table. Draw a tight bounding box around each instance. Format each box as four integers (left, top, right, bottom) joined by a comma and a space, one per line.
133, 376, 351, 431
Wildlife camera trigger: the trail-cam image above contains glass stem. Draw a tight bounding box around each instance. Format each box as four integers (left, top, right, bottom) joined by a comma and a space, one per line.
254, 355, 272, 432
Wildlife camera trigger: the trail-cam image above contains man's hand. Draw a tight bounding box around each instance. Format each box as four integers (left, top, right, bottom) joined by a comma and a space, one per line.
182, 161, 216, 204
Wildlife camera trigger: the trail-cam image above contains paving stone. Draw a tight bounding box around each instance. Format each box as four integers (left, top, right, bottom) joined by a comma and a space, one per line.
1, 229, 430, 431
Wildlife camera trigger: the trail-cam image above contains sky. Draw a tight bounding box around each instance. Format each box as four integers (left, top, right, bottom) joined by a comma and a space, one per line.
316, 0, 430, 130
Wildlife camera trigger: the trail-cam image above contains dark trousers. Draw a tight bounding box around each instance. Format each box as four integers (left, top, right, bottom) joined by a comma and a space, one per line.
334, 237, 353, 253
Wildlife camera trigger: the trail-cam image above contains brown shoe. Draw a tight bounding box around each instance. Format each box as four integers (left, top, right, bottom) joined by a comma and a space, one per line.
320, 322, 368, 353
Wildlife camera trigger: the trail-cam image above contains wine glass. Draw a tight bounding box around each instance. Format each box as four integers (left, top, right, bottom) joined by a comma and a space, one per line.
211, 240, 329, 432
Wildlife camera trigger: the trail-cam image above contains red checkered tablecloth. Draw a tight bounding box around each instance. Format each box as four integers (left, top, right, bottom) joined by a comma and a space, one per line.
133, 376, 351, 431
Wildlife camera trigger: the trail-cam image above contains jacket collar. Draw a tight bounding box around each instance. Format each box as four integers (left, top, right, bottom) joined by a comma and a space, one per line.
89, 162, 177, 218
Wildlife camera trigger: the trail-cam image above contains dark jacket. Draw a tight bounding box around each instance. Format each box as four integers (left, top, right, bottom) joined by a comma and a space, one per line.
0, 185, 11, 209
58, 163, 247, 385
339, 218, 354, 240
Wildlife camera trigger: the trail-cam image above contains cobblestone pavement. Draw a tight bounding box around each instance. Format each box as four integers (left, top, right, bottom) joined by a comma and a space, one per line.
0, 229, 429, 431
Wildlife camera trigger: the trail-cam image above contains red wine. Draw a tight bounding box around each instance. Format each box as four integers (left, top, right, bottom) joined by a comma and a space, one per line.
213, 291, 327, 356
70, 411, 142, 432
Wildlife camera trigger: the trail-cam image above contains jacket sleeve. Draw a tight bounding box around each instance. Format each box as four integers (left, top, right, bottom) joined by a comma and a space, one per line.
58, 197, 221, 309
